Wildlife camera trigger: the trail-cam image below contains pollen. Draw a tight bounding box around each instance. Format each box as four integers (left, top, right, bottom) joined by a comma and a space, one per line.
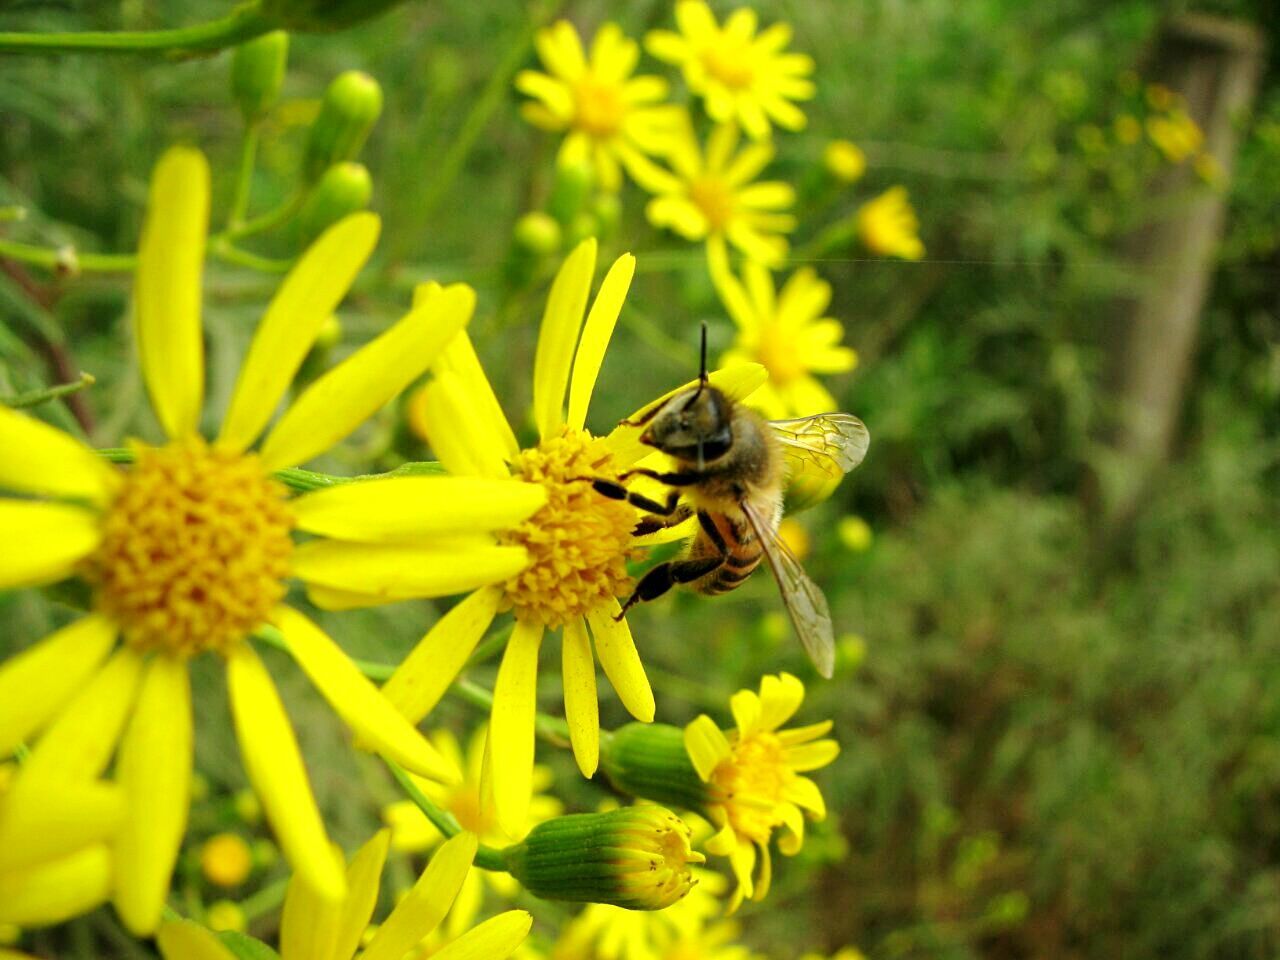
499, 429, 636, 629
709, 731, 792, 845
88, 437, 293, 658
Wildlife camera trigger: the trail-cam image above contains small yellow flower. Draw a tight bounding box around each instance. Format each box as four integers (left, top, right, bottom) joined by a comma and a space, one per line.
391, 239, 769, 839
204, 900, 246, 933
516, 20, 683, 192
155, 832, 532, 960
714, 258, 857, 419
646, 0, 815, 140
856, 186, 925, 261
776, 518, 810, 560
638, 122, 796, 267
1147, 110, 1203, 163
823, 139, 866, 183
382, 726, 561, 936
684, 673, 838, 911
837, 515, 872, 552
200, 833, 253, 888
0, 147, 547, 932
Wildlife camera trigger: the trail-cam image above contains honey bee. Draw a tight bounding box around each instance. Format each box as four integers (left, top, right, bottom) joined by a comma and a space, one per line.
590, 329, 869, 678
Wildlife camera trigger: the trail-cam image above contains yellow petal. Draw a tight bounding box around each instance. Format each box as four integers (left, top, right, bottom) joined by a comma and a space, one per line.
279, 842, 343, 960
425, 323, 518, 460
561, 616, 599, 777
729, 689, 762, 737
684, 715, 732, 782
411, 372, 510, 478
0, 779, 123, 873
532, 238, 596, 440
293, 476, 545, 543
20, 646, 142, 782
225, 643, 345, 903
114, 655, 193, 936
0, 845, 111, 926
566, 253, 635, 431
330, 829, 391, 960
776, 719, 833, 745
0, 499, 101, 589
443, 867, 484, 938
431, 910, 533, 960
784, 739, 840, 772
259, 283, 475, 470
0, 406, 118, 505
585, 603, 654, 723
273, 605, 459, 783
757, 672, 805, 730
135, 145, 209, 440
155, 920, 239, 960
291, 539, 529, 600
381, 586, 502, 725
0, 615, 116, 758
783, 775, 826, 818
360, 832, 478, 960
219, 213, 381, 452
489, 620, 542, 838
303, 583, 403, 612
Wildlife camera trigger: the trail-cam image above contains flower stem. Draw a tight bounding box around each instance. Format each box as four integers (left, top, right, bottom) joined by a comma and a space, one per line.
2, 371, 95, 409
0, 4, 271, 55
227, 124, 262, 230
384, 758, 510, 872
0, 237, 136, 274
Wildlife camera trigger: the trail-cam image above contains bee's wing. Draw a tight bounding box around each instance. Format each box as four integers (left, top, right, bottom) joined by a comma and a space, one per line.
742, 500, 836, 679
770, 413, 870, 479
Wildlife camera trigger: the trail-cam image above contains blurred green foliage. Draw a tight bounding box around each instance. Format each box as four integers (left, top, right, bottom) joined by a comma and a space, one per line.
2, 0, 1278, 958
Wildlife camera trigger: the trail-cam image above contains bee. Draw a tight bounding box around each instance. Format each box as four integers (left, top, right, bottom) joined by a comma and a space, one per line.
590, 328, 869, 678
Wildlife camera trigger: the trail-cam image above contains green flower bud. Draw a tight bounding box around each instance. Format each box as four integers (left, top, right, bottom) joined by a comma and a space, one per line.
231, 30, 288, 123
503, 806, 704, 910
298, 162, 373, 239
260, 0, 407, 32
592, 192, 622, 238
513, 211, 561, 255
303, 71, 383, 183
600, 723, 711, 814
547, 158, 593, 226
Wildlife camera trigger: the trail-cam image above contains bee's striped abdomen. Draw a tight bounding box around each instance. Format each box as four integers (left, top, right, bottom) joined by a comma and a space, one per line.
693, 513, 762, 595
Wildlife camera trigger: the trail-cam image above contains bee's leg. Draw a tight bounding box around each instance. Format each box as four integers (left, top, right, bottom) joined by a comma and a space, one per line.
616, 404, 665, 429
633, 504, 694, 537
590, 480, 683, 517
617, 511, 728, 618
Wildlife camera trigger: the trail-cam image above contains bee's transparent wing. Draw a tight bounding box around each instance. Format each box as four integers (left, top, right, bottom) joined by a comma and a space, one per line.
742, 500, 835, 678
770, 413, 870, 479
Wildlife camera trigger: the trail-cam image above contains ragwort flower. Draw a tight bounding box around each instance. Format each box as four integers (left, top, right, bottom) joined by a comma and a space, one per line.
684, 673, 838, 910
0, 147, 547, 932
638, 122, 796, 266
154, 831, 531, 960
714, 259, 857, 419
389, 238, 768, 837
856, 186, 924, 261
516, 20, 683, 192
646, 1, 815, 140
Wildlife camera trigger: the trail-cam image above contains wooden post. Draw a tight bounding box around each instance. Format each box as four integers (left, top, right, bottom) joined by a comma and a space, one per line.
1104, 14, 1264, 526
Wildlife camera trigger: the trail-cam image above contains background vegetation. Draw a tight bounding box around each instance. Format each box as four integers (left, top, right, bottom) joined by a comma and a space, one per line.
1, 0, 1278, 957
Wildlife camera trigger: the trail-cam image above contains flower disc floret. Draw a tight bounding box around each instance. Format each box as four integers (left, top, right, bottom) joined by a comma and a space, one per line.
499, 430, 636, 628
89, 438, 293, 657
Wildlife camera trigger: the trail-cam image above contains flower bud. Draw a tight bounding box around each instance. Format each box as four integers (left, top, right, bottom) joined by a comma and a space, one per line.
600, 723, 710, 813
200, 833, 253, 888
205, 900, 246, 933
513, 211, 562, 255
231, 30, 288, 123
303, 71, 383, 183
503, 806, 704, 910
547, 158, 593, 226
261, 0, 407, 31
298, 162, 373, 240
823, 139, 866, 183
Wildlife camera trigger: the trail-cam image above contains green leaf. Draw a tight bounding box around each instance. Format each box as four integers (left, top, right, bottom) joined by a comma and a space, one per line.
217, 931, 281, 960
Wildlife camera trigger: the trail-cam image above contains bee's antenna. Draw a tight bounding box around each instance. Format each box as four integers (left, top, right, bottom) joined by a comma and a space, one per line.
699, 321, 709, 386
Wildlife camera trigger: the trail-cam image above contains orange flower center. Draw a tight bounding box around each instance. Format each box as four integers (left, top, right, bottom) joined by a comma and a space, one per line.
89, 438, 293, 657
688, 176, 736, 232
709, 731, 792, 845
574, 77, 625, 138
499, 429, 635, 629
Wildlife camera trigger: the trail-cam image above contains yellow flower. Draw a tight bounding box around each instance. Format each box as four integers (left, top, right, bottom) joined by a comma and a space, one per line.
856, 186, 924, 261
638, 122, 796, 267
714, 258, 857, 419
823, 139, 866, 183
382, 726, 561, 936
646, 0, 814, 140
0, 147, 548, 932
200, 833, 253, 888
390, 238, 769, 837
1146, 110, 1203, 163
684, 673, 838, 911
516, 20, 683, 192
155, 831, 531, 960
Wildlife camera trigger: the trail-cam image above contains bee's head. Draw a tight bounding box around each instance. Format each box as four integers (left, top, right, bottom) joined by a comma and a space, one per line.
641, 385, 733, 467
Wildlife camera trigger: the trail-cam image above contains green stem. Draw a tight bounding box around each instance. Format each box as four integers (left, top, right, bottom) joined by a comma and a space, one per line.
0, 237, 136, 273
227, 125, 262, 230
384, 759, 510, 872
237, 876, 289, 922
450, 678, 571, 745
2, 371, 95, 409
212, 238, 293, 273
0, 3, 271, 55
226, 189, 304, 241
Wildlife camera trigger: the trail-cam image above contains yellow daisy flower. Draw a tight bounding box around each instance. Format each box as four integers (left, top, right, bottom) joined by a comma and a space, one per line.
684, 673, 838, 911
516, 20, 683, 192
646, 0, 815, 140
1146, 110, 1203, 164
855, 186, 925, 261
637, 122, 796, 267
154, 831, 531, 960
389, 238, 769, 838
714, 259, 857, 419
382, 725, 561, 936
0, 146, 547, 932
